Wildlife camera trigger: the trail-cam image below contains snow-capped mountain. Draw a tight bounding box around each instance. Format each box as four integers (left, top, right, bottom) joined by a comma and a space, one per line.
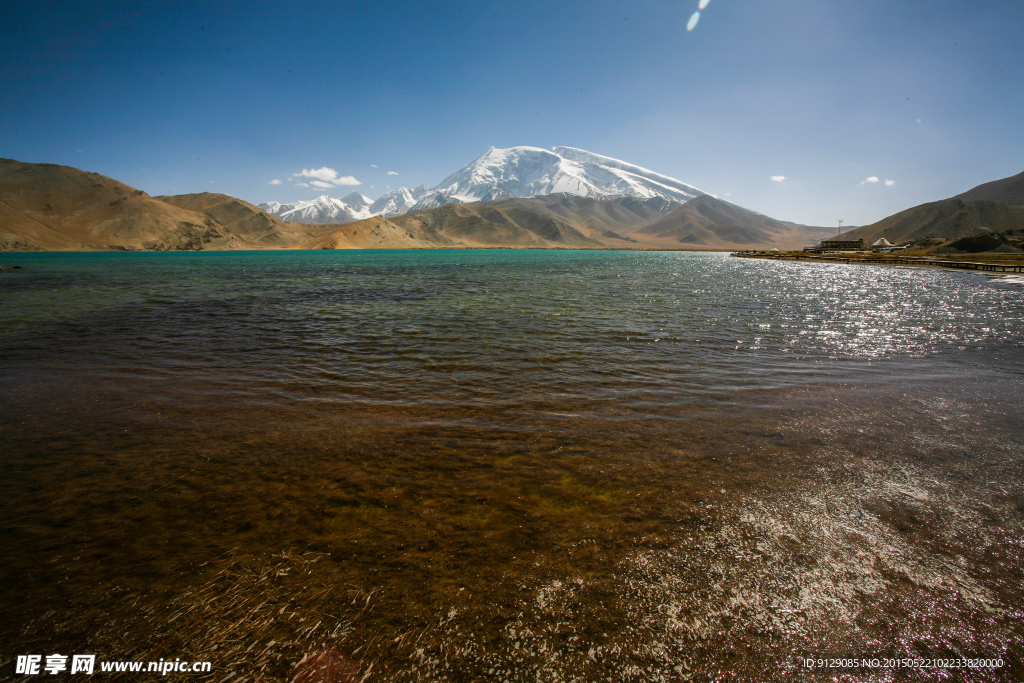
552, 147, 708, 201
368, 185, 433, 216
261, 147, 710, 223
260, 187, 432, 223
422, 146, 707, 209
262, 191, 374, 224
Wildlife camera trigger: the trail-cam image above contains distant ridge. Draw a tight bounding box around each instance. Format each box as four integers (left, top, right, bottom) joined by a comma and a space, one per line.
952, 170, 1024, 205
635, 195, 833, 247
302, 198, 607, 250
304, 194, 834, 251
0, 158, 866, 252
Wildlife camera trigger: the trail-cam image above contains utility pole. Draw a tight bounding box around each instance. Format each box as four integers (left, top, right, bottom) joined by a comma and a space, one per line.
837, 219, 844, 236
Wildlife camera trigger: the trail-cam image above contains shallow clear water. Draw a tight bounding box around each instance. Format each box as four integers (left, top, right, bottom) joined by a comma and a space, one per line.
2, 250, 1023, 681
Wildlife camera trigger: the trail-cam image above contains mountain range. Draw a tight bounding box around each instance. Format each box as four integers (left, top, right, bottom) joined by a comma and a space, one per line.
300, 193, 835, 251
258, 146, 709, 223
261, 187, 435, 224
2, 148, 1019, 253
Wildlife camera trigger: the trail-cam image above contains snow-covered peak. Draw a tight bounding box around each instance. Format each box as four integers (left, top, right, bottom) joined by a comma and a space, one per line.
368, 185, 432, 216
261, 186, 432, 223
261, 146, 711, 223
428, 145, 708, 207
340, 191, 372, 208
259, 194, 374, 224
552, 147, 708, 200
430, 146, 592, 204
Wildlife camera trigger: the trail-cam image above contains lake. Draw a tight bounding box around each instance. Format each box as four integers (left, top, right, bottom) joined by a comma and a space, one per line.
2, 250, 1022, 681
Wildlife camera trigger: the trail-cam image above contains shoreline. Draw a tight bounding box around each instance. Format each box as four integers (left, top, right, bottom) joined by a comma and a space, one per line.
0, 245, 741, 254
732, 251, 1024, 274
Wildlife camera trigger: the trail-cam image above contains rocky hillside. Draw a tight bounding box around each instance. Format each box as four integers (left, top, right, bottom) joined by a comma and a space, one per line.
0, 159, 329, 251
634, 195, 834, 248
155, 193, 327, 248
0, 159, 226, 251
952, 170, 1024, 205
305, 194, 831, 251
303, 200, 602, 250
841, 199, 1024, 245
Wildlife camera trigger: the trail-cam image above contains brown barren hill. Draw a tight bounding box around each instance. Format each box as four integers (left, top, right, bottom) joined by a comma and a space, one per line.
305, 193, 836, 251
156, 193, 330, 248
0, 159, 332, 251
840, 199, 1024, 245
0, 159, 229, 251
396, 202, 603, 247
302, 215, 456, 250
631, 195, 834, 250
309, 202, 603, 249
952, 170, 1024, 205
488, 194, 677, 239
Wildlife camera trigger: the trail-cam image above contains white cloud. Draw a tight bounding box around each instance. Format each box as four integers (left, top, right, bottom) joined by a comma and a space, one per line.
268, 179, 282, 185
916, 118, 922, 123
885, 179, 895, 186
294, 166, 339, 182
770, 175, 786, 182
386, 170, 399, 176
860, 176, 880, 184
291, 167, 362, 186
371, 164, 378, 168
310, 180, 334, 189
295, 182, 310, 187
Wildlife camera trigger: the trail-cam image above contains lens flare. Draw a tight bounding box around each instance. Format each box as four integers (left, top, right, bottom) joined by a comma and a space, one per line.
687, 11, 700, 31
698, 0, 710, 9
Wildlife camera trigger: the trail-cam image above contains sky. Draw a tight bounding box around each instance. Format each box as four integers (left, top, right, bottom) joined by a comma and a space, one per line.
2, 0, 1022, 226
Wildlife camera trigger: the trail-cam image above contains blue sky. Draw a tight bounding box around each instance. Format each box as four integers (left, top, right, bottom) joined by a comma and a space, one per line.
2, 0, 1021, 226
